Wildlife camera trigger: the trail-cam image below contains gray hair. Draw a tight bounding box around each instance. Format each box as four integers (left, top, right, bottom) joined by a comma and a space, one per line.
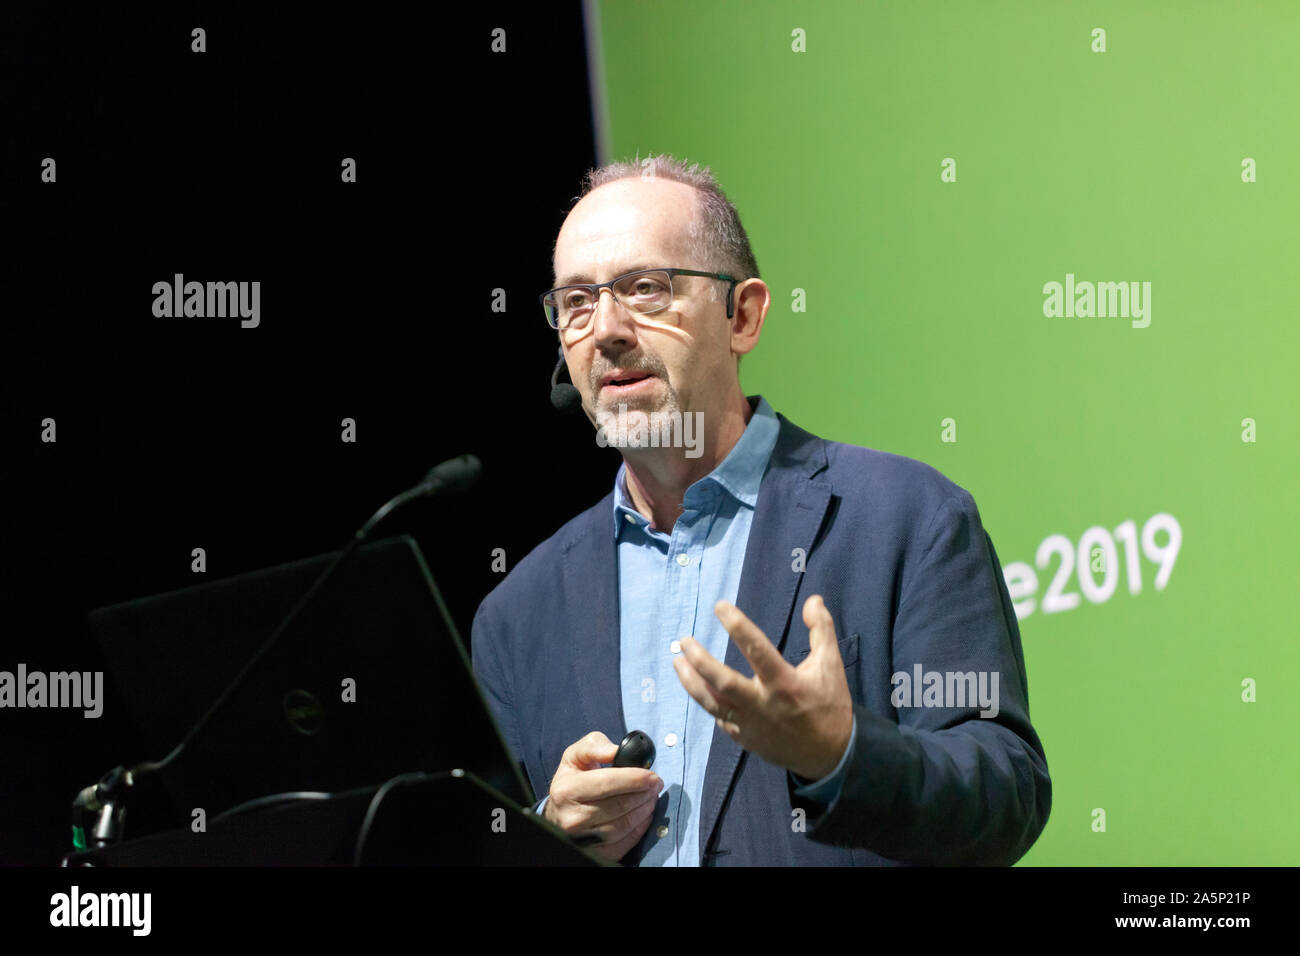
573, 153, 761, 299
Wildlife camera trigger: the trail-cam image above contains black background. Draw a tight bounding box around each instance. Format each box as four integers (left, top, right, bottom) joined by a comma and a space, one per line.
0, 1, 612, 865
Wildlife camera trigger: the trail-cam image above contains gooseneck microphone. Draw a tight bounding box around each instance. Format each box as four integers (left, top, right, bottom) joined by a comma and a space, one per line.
67, 454, 482, 852
549, 346, 584, 415
360, 454, 482, 536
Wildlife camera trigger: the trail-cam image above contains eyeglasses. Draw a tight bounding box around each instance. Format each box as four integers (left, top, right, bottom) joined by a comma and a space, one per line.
540, 268, 738, 331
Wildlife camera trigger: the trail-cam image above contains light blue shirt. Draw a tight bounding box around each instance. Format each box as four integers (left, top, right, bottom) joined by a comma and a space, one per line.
533, 396, 856, 858
610, 395, 856, 865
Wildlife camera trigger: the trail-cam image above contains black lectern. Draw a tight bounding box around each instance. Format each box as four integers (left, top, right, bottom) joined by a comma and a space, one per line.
63, 772, 608, 866
74, 537, 605, 864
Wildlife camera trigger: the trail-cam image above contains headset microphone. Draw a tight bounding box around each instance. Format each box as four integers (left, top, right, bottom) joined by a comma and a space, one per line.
549, 346, 584, 415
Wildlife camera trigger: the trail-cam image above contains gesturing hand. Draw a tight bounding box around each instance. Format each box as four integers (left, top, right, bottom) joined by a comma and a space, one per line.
672, 594, 853, 781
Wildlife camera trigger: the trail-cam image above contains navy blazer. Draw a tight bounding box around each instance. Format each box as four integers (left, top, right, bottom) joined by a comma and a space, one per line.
470, 398, 1051, 866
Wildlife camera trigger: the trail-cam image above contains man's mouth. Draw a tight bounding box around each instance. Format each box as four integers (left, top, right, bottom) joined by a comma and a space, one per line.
600, 371, 656, 392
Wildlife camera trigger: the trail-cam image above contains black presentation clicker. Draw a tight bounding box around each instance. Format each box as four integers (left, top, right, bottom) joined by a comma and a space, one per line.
612, 730, 655, 770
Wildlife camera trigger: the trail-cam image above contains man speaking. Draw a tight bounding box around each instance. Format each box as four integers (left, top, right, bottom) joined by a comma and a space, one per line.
470, 154, 1051, 866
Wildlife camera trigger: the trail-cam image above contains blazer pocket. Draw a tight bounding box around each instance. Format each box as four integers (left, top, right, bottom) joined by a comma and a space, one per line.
796, 631, 860, 668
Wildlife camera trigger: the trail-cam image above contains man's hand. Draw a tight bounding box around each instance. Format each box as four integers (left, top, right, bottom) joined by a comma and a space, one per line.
673, 594, 853, 781
543, 731, 663, 862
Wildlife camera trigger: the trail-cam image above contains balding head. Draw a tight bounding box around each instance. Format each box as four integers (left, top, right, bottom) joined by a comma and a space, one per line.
549, 158, 770, 466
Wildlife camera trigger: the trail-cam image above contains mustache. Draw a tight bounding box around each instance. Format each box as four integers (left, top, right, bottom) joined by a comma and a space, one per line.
590, 356, 667, 389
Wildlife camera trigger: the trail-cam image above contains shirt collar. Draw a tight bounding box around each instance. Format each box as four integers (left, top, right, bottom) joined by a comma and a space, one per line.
612, 395, 780, 537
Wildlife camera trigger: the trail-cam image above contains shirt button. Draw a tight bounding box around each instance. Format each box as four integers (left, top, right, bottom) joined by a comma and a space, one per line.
656, 825, 670, 838
675, 553, 690, 567
623, 513, 636, 524
670, 640, 681, 654
664, 732, 678, 747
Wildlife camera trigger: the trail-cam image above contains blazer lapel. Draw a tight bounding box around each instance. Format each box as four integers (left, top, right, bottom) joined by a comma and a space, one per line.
696, 413, 832, 862
560, 496, 627, 745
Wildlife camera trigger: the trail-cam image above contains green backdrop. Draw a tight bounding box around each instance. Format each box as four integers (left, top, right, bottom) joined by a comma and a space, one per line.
589, 0, 1299, 864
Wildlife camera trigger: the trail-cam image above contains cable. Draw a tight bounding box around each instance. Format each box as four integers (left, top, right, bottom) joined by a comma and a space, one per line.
210, 791, 334, 823
351, 772, 431, 866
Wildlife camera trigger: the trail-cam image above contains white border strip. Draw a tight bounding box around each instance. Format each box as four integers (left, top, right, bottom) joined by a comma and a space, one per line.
583, 0, 612, 165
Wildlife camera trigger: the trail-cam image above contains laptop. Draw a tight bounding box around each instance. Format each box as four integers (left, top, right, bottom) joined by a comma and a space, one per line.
87, 535, 533, 831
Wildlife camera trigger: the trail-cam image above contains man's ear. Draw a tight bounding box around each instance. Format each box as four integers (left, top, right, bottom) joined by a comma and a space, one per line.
730, 278, 769, 359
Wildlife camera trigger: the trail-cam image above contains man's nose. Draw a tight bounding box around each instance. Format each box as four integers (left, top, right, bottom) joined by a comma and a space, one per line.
591, 286, 638, 351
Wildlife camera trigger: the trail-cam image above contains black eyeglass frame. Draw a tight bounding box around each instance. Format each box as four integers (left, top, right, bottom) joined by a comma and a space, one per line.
539, 267, 739, 330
